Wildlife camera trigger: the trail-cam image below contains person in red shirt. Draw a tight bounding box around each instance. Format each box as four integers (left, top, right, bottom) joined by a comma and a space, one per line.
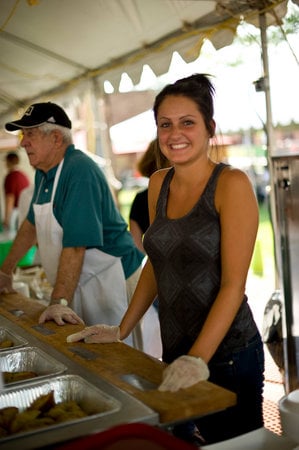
3, 152, 30, 231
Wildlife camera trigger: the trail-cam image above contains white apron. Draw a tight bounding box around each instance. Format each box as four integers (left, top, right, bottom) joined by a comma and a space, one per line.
33, 160, 134, 346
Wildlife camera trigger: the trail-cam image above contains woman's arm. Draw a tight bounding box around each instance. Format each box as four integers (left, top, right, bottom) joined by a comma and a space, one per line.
188, 167, 259, 363
118, 171, 168, 339
119, 258, 157, 339
66, 259, 158, 344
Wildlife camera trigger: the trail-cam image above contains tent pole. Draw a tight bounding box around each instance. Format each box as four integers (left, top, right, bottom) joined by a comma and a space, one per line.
258, 11, 280, 289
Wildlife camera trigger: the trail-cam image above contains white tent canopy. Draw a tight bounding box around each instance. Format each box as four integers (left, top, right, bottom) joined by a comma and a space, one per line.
0, 0, 296, 124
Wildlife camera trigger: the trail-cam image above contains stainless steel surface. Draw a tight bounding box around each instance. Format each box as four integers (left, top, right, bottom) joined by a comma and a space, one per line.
0, 315, 158, 450
120, 374, 158, 391
0, 347, 66, 386
0, 327, 28, 351
271, 154, 299, 392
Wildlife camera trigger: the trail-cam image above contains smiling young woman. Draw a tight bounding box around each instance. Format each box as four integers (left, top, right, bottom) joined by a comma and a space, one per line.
66, 74, 264, 446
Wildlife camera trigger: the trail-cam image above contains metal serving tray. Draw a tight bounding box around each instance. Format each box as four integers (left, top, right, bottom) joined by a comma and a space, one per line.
0, 327, 27, 352
0, 347, 67, 386
0, 374, 121, 447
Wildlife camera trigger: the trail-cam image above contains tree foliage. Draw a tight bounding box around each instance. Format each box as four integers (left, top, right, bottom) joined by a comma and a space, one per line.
235, 2, 299, 46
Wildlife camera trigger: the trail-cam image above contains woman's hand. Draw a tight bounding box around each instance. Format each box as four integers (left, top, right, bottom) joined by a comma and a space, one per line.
158, 355, 209, 392
38, 304, 85, 326
66, 324, 120, 343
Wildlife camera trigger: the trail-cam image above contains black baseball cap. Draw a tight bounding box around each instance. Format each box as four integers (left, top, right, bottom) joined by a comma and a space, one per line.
5, 102, 72, 131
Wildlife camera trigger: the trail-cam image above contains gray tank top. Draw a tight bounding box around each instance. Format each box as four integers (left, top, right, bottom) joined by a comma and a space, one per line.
143, 163, 258, 363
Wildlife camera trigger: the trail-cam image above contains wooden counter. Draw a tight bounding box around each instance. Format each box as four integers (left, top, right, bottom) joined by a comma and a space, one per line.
0, 293, 236, 425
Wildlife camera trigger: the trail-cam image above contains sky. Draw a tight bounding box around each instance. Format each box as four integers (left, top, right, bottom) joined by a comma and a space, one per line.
110, 17, 299, 154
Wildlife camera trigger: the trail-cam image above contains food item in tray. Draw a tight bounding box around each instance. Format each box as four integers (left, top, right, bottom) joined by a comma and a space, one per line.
0, 407, 18, 436
3, 371, 38, 384
45, 400, 87, 422
0, 391, 88, 436
10, 409, 41, 434
0, 339, 14, 349
10, 411, 55, 433
27, 391, 56, 413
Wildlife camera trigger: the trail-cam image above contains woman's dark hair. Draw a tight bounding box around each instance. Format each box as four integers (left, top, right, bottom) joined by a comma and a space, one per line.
138, 138, 169, 177
153, 73, 215, 137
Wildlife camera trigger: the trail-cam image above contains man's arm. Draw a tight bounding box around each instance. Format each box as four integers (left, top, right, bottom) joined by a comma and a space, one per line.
3, 193, 15, 228
38, 247, 86, 326
51, 247, 85, 303
1, 219, 37, 274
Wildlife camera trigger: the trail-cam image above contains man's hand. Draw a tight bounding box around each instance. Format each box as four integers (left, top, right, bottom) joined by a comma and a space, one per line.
67, 324, 120, 343
158, 355, 210, 392
0, 270, 16, 294
38, 304, 85, 326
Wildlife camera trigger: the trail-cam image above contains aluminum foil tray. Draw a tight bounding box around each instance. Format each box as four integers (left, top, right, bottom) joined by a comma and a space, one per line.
0, 374, 121, 443
0, 347, 67, 386
0, 327, 27, 352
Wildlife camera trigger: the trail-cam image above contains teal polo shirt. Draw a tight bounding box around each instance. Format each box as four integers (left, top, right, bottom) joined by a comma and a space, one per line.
27, 145, 143, 278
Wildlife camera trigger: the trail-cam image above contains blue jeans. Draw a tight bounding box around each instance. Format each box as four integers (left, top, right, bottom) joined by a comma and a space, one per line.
196, 332, 265, 444
172, 333, 265, 445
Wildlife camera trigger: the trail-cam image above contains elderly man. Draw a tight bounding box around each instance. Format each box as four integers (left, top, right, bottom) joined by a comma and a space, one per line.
0, 102, 144, 349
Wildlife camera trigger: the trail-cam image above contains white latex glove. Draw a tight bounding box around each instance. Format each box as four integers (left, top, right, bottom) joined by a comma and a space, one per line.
38, 304, 85, 326
67, 324, 120, 343
0, 270, 16, 294
158, 355, 210, 392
